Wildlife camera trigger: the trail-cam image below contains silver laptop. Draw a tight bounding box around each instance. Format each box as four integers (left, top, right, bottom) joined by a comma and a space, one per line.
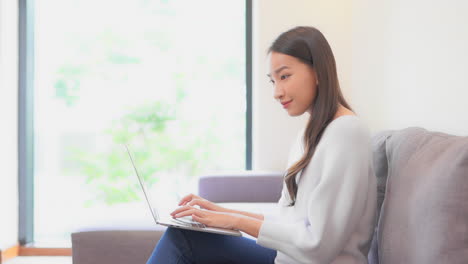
125, 145, 242, 237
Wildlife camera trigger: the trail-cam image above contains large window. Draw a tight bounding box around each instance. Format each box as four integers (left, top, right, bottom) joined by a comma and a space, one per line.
21, 0, 250, 244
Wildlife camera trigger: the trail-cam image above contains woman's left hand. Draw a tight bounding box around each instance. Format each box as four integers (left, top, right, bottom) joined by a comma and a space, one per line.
172, 206, 240, 230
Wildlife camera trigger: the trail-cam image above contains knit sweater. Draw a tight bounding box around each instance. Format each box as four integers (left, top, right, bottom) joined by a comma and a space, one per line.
257, 115, 377, 264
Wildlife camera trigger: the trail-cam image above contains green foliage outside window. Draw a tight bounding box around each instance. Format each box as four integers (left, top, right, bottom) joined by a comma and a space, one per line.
46, 0, 244, 206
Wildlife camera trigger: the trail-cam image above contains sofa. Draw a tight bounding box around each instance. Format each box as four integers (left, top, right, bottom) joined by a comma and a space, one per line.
71, 127, 468, 264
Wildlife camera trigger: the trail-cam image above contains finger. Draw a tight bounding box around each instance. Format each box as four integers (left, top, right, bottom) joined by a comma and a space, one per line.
170, 205, 192, 216
178, 193, 200, 206
179, 194, 193, 206
188, 199, 206, 209
192, 214, 209, 226
178, 194, 193, 206
173, 208, 197, 218
175, 208, 208, 218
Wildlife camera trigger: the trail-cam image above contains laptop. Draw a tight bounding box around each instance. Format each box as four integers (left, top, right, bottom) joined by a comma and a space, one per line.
125, 145, 242, 237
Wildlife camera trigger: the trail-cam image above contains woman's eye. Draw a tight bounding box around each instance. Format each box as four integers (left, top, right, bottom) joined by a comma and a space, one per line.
269, 79, 275, 84
280, 74, 290, 80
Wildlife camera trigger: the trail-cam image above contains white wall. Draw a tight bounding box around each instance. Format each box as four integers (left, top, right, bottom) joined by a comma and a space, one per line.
351, 0, 468, 135
253, 0, 468, 171
0, 0, 19, 250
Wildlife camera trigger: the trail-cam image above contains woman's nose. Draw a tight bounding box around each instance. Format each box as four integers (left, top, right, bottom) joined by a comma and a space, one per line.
274, 85, 284, 100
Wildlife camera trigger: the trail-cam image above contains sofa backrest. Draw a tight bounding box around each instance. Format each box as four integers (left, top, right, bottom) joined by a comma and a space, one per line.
198, 171, 283, 203
368, 127, 468, 264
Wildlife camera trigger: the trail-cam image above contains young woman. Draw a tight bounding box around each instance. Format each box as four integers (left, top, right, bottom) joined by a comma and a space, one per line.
146, 26, 377, 264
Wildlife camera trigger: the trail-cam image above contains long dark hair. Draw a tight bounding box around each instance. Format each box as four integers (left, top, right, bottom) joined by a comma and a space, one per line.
269, 26, 353, 206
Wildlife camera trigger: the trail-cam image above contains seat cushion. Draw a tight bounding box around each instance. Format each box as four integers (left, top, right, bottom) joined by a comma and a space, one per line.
377, 127, 468, 264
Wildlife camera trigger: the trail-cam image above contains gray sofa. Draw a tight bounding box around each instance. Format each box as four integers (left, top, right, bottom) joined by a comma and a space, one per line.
72, 127, 468, 264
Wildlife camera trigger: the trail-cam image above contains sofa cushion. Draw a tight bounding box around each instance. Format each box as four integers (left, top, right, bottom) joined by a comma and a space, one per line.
377, 127, 468, 264
368, 130, 394, 264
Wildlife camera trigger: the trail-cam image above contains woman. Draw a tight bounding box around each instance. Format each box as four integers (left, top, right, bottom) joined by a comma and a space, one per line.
147, 26, 377, 264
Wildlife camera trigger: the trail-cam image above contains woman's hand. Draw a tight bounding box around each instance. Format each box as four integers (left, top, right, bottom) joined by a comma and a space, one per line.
172, 206, 241, 230
173, 193, 228, 214
171, 193, 238, 229
172, 205, 263, 237
171, 193, 263, 237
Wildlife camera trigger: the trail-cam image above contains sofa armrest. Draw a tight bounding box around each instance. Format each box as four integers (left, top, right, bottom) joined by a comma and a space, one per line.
198, 171, 283, 203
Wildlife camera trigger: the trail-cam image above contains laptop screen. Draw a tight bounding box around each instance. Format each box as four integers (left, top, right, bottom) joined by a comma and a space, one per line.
125, 144, 160, 221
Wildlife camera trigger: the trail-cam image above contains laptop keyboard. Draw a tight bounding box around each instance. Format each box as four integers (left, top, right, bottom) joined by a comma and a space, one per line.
189, 222, 206, 228
172, 218, 206, 228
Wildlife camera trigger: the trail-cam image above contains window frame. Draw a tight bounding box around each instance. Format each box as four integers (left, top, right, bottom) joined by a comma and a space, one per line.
18, 0, 35, 246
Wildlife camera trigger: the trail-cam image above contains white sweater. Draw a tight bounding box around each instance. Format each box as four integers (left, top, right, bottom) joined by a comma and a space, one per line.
257, 115, 377, 264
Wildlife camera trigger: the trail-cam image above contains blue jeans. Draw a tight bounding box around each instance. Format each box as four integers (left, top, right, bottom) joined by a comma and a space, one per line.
146, 227, 277, 264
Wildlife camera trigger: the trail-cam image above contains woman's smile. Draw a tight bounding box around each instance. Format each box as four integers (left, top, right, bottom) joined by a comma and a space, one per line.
281, 100, 293, 109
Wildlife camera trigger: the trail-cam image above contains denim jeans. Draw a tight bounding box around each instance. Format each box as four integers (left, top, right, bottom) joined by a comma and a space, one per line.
146, 227, 277, 264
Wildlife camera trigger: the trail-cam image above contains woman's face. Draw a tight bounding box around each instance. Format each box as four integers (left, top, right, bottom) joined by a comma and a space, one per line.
267, 51, 318, 116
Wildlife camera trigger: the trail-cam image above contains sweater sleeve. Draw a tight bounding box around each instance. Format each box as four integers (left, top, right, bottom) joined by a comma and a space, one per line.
263, 128, 304, 221
257, 125, 372, 264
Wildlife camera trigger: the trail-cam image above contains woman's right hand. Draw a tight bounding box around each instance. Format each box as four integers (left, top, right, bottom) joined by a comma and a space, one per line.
170, 193, 229, 217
